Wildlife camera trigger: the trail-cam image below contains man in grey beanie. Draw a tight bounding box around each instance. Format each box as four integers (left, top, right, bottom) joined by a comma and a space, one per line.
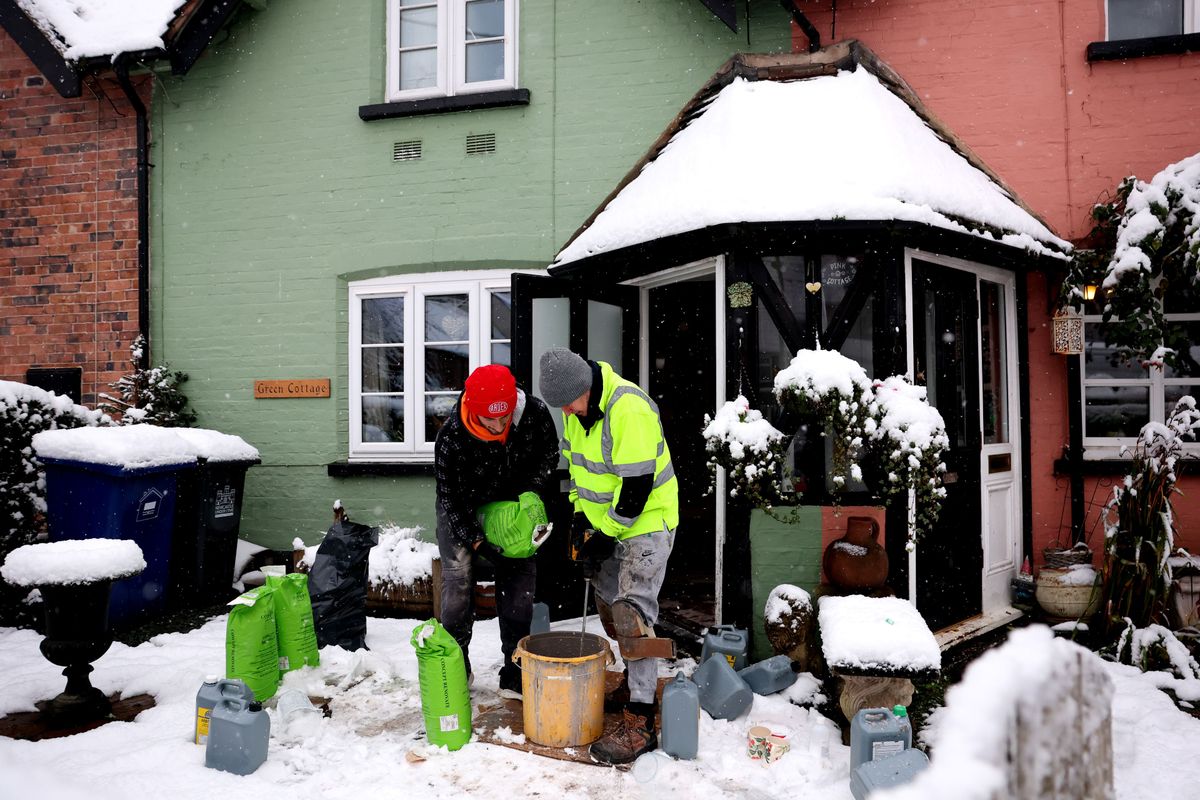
537, 346, 678, 765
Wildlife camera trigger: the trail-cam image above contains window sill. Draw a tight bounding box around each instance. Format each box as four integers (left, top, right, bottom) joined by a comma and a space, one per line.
359, 88, 530, 121
1086, 33, 1200, 62
328, 461, 435, 477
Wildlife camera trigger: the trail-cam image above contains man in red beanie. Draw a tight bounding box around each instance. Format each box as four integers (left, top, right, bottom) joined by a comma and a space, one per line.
434, 364, 559, 699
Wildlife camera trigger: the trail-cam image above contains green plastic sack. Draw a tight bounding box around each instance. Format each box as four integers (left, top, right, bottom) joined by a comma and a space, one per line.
226, 585, 280, 701
410, 618, 471, 750
264, 571, 320, 673
478, 491, 550, 558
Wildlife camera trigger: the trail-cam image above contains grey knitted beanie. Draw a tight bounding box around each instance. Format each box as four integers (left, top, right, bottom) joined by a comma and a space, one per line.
539, 347, 592, 407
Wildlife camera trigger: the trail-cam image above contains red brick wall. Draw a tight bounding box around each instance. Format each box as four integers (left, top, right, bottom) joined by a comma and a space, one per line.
0, 27, 149, 406
789, 2, 1200, 556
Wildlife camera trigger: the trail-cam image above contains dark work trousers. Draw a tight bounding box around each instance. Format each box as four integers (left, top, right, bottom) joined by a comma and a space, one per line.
436, 506, 536, 680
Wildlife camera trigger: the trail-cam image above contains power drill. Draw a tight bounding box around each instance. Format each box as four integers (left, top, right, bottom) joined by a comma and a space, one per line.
568, 525, 601, 578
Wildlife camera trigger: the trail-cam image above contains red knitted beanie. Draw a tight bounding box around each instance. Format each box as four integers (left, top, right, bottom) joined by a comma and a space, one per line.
463, 364, 517, 418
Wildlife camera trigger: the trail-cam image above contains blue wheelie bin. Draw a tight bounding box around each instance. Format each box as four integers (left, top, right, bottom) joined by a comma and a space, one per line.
169, 429, 261, 607
32, 426, 198, 626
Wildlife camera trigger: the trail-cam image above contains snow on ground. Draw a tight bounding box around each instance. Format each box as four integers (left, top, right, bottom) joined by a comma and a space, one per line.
0, 615, 1197, 799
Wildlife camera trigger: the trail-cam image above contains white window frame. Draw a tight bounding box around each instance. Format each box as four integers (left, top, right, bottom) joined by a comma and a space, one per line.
385, 0, 518, 103
1106, 0, 1200, 40
1080, 308, 1200, 458
349, 269, 528, 462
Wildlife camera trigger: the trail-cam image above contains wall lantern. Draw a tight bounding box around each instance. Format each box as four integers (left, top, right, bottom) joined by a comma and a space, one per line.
1053, 307, 1084, 355
1082, 284, 1099, 302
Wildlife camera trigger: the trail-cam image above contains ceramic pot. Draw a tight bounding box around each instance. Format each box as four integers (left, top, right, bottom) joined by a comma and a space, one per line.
1035, 567, 1101, 620
822, 517, 889, 591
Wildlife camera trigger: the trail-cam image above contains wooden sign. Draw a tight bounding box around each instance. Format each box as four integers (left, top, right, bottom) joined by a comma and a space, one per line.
254, 378, 330, 399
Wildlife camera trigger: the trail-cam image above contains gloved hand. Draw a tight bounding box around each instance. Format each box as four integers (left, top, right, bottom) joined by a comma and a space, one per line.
474, 540, 508, 564
570, 516, 615, 579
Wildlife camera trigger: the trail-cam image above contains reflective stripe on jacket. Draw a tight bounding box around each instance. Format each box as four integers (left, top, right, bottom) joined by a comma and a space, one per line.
561, 361, 678, 540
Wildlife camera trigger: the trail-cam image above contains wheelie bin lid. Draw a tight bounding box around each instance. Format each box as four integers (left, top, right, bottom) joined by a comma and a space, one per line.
172, 428, 261, 465
33, 426, 198, 476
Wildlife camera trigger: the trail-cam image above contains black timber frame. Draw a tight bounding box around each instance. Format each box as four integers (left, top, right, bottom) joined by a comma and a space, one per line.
550, 218, 1056, 626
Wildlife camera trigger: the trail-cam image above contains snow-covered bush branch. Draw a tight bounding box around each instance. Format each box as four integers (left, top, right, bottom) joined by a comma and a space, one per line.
99, 335, 196, 427
704, 349, 948, 547
1064, 152, 1200, 371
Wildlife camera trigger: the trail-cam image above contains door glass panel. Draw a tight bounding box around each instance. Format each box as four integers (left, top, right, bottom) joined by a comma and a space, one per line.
491, 342, 511, 366
1164, 322, 1200, 378
490, 291, 511, 338
362, 347, 405, 392
980, 281, 1009, 444
465, 41, 504, 83
362, 396, 404, 443
587, 300, 623, 373
362, 297, 405, 344
1085, 385, 1149, 437
820, 254, 873, 376
531, 297, 570, 439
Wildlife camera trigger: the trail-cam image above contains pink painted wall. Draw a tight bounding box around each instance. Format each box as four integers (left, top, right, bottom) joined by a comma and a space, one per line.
792, 1, 1200, 560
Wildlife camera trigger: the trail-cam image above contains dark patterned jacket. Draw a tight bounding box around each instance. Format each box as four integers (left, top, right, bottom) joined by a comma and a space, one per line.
434, 390, 560, 548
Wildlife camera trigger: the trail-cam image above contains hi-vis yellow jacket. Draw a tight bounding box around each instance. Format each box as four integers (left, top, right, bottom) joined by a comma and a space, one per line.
562, 361, 679, 540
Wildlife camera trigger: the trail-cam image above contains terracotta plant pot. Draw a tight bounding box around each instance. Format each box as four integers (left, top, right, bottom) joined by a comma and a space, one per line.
822, 517, 889, 591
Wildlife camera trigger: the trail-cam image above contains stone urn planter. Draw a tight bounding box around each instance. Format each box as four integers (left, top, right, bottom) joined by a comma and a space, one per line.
1036, 564, 1102, 621
1, 539, 145, 723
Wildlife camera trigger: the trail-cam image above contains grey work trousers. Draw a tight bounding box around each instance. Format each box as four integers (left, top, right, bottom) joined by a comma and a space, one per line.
592, 524, 676, 704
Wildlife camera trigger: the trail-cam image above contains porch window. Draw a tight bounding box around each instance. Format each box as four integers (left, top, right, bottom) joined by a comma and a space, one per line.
349, 271, 512, 461
1106, 0, 1199, 40
385, 0, 518, 102
1080, 289, 1200, 454
753, 253, 876, 496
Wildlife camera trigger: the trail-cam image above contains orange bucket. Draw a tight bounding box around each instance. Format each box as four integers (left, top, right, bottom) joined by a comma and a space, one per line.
512, 631, 613, 747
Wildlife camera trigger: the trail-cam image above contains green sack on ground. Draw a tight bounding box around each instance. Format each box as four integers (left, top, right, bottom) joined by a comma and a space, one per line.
226, 585, 280, 701
410, 618, 471, 751
478, 491, 549, 558
264, 571, 320, 673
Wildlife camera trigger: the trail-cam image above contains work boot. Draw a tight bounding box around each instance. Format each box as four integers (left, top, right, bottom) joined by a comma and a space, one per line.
603, 669, 630, 712
589, 702, 657, 765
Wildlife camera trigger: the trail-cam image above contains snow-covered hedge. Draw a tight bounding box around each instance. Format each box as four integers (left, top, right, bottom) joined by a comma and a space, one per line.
1, 381, 111, 549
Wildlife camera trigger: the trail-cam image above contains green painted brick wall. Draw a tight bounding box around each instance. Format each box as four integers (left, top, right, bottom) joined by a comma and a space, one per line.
749, 506, 823, 661
149, 1, 788, 549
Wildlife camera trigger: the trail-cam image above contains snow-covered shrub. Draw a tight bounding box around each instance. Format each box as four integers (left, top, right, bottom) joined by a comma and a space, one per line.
0, 381, 111, 624
100, 335, 197, 427
1109, 622, 1200, 681
1064, 152, 1200, 371
1097, 396, 1200, 641
705, 349, 948, 548
702, 395, 787, 509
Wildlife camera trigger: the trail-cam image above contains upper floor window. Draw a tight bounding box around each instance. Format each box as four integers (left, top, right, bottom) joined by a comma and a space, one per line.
349, 270, 518, 461
1107, 0, 1199, 40
386, 0, 518, 102
1080, 289, 1200, 456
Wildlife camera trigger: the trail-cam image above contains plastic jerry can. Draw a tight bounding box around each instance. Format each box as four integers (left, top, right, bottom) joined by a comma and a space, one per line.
849, 748, 929, 800
692, 652, 753, 721
205, 683, 270, 775
660, 672, 700, 759
194, 675, 223, 745
700, 625, 749, 670
850, 707, 912, 771
530, 602, 551, 635
737, 655, 799, 696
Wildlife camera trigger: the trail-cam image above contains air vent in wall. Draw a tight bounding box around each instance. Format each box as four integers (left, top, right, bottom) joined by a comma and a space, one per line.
393, 140, 422, 161
466, 133, 496, 155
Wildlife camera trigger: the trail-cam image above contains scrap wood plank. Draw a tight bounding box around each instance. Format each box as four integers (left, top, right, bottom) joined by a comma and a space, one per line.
0, 693, 156, 742
472, 673, 669, 768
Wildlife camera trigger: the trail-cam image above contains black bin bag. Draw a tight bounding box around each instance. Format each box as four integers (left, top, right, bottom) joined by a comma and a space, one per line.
307, 517, 378, 651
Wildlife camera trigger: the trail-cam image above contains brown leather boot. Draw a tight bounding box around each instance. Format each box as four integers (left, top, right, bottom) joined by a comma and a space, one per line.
589, 702, 657, 765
